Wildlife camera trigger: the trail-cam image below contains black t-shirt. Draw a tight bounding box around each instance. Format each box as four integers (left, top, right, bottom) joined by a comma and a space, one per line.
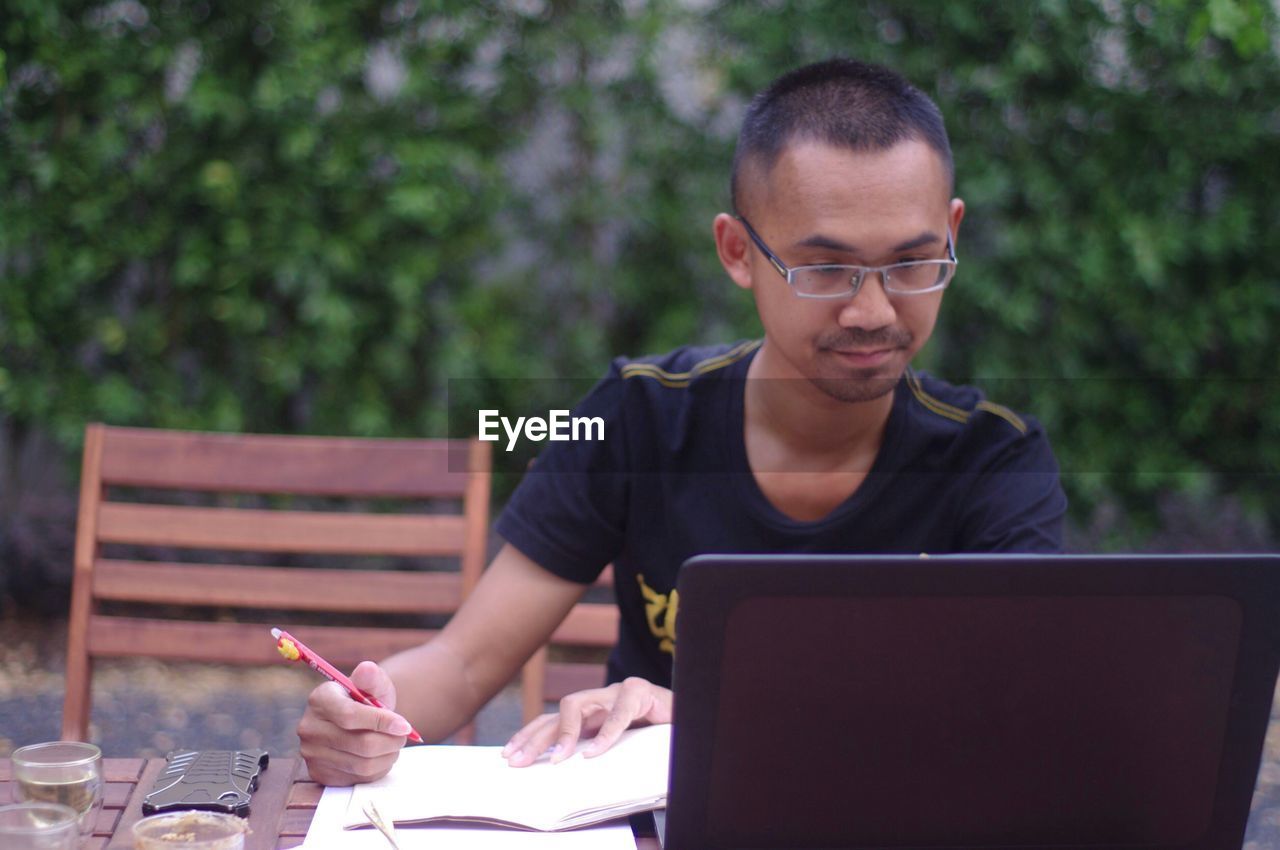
495, 340, 1067, 688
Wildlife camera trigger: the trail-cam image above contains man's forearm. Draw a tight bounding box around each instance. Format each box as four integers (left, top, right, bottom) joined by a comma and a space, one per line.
374, 544, 590, 742
380, 636, 491, 743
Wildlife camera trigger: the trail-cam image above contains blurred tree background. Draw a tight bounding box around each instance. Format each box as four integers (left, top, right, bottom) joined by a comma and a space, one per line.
2, 0, 1278, 605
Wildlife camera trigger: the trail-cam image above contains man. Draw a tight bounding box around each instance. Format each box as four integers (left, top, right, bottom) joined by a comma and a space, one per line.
298, 58, 1066, 786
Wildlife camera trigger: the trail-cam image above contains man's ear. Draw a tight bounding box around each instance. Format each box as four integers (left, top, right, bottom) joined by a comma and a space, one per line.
948, 197, 965, 245
713, 213, 754, 291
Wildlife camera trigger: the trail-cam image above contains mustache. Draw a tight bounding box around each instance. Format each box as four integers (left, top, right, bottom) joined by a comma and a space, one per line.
816, 327, 914, 350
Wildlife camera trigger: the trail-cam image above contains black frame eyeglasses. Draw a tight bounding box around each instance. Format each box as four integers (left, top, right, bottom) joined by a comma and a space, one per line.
738, 216, 958, 299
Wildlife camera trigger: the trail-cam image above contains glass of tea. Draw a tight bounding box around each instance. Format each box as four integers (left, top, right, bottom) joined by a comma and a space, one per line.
0, 801, 80, 849
10, 742, 104, 841
131, 811, 249, 850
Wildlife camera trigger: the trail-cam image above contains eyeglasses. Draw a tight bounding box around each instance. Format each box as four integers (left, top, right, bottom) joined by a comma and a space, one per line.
737, 216, 958, 299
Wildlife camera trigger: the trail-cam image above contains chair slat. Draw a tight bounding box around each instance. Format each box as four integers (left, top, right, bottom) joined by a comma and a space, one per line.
547, 602, 619, 646
98, 428, 474, 497
543, 663, 609, 701
96, 503, 467, 556
85, 616, 439, 667
93, 560, 463, 614
64, 424, 107, 748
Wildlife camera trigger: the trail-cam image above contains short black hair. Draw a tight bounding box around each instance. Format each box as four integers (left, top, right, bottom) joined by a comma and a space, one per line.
731, 58, 953, 213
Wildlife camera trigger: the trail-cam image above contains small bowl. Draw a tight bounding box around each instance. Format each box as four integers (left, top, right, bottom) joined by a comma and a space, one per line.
131, 810, 250, 850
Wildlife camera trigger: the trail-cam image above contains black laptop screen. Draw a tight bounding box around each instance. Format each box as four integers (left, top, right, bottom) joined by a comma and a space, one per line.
706, 594, 1241, 848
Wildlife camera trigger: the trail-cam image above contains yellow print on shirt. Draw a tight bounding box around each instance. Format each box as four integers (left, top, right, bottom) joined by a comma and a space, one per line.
638, 574, 679, 655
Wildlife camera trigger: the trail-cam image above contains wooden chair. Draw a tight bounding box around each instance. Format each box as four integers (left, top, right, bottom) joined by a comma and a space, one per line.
62, 424, 492, 744
520, 565, 620, 724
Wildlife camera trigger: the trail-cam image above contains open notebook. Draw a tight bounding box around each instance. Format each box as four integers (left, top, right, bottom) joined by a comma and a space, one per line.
345, 724, 669, 832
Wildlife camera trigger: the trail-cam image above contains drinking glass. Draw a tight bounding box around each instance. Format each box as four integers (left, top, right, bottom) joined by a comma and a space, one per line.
0, 801, 80, 849
11, 742, 104, 840
131, 811, 249, 850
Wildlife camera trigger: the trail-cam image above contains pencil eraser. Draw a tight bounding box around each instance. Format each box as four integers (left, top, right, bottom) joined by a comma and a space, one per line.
276, 638, 299, 661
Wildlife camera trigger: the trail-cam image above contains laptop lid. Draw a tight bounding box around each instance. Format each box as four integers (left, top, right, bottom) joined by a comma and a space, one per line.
666, 554, 1280, 850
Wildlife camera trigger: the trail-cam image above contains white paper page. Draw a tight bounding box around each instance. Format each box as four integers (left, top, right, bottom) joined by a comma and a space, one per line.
346, 724, 670, 831
303, 784, 638, 850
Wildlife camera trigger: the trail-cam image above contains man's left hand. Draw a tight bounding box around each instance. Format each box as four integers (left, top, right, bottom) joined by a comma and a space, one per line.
501, 677, 672, 766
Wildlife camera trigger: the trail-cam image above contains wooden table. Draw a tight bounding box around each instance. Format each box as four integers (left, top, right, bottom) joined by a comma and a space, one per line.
1, 757, 658, 849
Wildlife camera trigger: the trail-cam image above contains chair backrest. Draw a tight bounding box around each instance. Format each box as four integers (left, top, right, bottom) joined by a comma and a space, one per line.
63, 424, 492, 743
520, 565, 619, 724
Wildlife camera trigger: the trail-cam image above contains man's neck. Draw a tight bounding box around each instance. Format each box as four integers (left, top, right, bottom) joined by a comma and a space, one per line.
744, 342, 897, 466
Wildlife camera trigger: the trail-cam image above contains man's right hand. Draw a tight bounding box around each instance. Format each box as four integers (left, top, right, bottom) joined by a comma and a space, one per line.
296, 660, 414, 786
294, 545, 591, 785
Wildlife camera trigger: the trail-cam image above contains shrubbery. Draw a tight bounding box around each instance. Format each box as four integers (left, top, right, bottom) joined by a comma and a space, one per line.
2, 0, 1277, 551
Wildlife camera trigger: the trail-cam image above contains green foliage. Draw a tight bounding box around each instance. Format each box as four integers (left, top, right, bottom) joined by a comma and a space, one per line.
3, 0, 508, 443
2, 0, 1278, 536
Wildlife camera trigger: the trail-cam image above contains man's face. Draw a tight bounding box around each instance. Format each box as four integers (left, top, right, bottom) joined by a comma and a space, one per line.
727, 139, 964, 403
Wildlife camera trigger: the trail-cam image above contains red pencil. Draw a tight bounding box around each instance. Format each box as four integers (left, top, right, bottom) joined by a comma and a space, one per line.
271, 627, 424, 744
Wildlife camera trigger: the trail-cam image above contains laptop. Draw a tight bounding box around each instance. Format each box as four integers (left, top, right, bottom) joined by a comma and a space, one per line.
663, 554, 1280, 850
